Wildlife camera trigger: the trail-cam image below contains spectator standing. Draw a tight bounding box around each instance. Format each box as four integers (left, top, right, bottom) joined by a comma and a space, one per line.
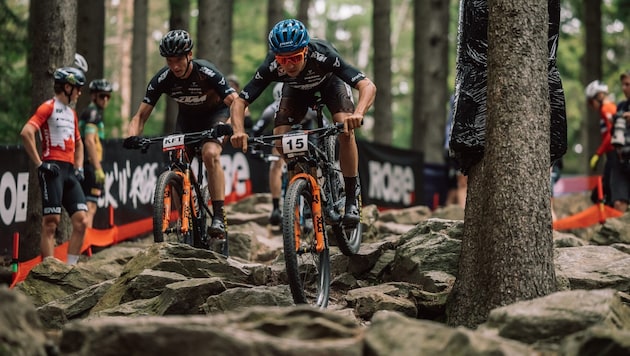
79, 79, 113, 228
585, 79, 625, 211
20, 67, 88, 265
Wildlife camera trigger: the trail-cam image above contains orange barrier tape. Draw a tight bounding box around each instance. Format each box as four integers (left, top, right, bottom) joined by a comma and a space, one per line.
553, 204, 623, 230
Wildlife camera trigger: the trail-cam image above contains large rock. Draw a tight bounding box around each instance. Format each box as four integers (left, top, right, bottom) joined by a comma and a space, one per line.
0, 286, 48, 356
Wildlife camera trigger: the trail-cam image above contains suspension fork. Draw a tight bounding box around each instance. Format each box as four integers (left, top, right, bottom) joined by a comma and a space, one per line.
289, 172, 325, 253
180, 169, 192, 234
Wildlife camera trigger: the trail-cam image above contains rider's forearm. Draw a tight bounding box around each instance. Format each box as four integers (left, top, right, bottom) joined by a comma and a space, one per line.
354, 78, 377, 117
230, 97, 249, 133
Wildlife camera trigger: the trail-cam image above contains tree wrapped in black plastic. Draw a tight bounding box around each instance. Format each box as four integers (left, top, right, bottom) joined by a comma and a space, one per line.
449, 0, 567, 175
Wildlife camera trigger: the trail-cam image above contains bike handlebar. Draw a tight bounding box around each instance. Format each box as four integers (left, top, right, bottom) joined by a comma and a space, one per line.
247, 122, 346, 146
125, 124, 233, 151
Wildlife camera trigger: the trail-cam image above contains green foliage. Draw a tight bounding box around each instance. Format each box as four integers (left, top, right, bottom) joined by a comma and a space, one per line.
0, 0, 30, 144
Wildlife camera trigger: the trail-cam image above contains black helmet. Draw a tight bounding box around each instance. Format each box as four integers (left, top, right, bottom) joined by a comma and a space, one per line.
89, 79, 113, 93
159, 30, 194, 57
268, 19, 310, 54
54, 67, 86, 87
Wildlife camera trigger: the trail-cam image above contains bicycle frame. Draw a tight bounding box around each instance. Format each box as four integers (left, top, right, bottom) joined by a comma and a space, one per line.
160, 145, 201, 238
125, 125, 232, 255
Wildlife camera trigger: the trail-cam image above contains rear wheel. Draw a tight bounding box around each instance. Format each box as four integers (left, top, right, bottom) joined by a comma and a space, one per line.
332, 179, 363, 256
153, 170, 192, 245
324, 135, 362, 256
282, 178, 330, 308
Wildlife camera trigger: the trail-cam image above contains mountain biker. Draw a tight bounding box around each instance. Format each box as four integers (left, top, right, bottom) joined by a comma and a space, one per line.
79, 79, 113, 228
20, 67, 89, 265
123, 29, 238, 239
230, 19, 376, 227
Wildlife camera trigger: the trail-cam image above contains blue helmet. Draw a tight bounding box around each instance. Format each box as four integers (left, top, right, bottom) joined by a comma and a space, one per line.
268, 19, 310, 54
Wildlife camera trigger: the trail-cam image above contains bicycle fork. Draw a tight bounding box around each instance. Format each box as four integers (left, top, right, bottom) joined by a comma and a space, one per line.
162, 171, 193, 236
289, 173, 325, 253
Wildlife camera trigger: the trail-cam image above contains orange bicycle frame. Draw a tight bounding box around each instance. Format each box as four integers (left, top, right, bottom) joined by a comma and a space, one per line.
160, 147, 194, 235
288, 172, 325, 253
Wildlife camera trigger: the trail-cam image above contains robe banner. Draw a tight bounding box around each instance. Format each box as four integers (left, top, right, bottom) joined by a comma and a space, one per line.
357, 140, 424, 210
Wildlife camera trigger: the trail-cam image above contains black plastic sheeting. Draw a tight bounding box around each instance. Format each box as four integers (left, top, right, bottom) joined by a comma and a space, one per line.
449, 0, 567, 175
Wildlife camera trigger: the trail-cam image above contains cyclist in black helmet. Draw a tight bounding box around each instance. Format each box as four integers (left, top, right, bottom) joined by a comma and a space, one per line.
79, 79, 113, 228
230, 19, 377, 227
124, 29, 238, 239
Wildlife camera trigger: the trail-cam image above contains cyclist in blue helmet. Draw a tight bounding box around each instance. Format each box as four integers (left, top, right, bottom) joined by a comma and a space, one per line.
230, 19, 377, 227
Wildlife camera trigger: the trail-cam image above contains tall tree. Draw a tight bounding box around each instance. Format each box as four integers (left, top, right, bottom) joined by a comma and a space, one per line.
164, 0, 191, 134
372, 0, 392, 145
131, 0, 148, 124
582, 0, 603, 173
76, 0, 105, 112
25, 0, 78, 260
297, 0, 310, 26
412, 0, 450, 163
446, 0, 557, 328
267, 0, 284, 34
198, 0, 233, 73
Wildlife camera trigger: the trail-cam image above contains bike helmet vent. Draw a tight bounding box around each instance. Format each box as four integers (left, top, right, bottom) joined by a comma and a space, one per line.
268, 19, 310, 54
159, 30, 194, 57
54, 67, 86, 87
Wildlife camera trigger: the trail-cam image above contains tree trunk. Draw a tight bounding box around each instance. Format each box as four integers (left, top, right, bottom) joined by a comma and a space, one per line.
267, 0, 284, 34
372, 0, 392, 145
297, 0, 310, 26
131, 0, 148, 128
582, 0, 602, 174
76, 0, 105, 112
198, 0, 233, 73
26, 0, 77, 260
164, 0, 191, 133
412, 0, 449, 163
446, 0, 557, 328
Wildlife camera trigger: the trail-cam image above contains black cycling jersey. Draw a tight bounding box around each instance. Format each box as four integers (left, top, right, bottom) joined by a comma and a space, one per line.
143, 59, 236, 118
239, 39, 367, 104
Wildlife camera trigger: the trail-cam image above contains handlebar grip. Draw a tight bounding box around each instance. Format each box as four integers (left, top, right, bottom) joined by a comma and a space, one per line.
214, 124, 233, 137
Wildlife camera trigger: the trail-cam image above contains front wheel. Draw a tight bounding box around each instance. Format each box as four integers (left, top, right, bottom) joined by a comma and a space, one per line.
153, 170, 192, 245
282, 178, 330, 308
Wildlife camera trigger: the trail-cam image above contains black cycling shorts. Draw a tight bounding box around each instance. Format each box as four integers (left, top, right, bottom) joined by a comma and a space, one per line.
275, 76, 355, 127
38, 160, 88, 216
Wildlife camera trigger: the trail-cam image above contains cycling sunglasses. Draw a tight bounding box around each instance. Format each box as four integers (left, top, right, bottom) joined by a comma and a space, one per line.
275, 47, 307, 66
98, 93, 111, 100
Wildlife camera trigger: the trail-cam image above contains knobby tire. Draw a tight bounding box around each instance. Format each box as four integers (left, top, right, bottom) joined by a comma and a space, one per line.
282, 178, 330, 308
153, 170, 192, 245
324, 135, 362, 256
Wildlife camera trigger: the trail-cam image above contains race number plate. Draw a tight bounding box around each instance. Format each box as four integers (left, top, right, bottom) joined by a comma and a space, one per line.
162, 134, 185, 152
282, 132, 308, 155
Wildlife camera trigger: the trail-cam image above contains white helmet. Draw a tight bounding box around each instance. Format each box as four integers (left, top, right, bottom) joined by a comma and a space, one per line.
585, 80, 607, 99
73, 53, 89, 73
273, 82, 283, 101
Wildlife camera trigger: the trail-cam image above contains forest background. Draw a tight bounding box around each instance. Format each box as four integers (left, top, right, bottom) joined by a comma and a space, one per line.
1, 0, 629, 175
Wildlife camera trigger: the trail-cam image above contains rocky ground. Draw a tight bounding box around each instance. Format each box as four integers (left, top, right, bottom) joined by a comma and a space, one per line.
2, 192, 630, 356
